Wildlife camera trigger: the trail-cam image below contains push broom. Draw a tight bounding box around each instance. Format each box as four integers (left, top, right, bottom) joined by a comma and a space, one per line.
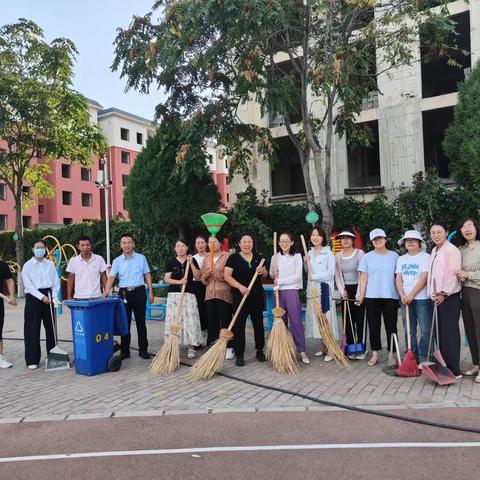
188, 259, 265, 381
396, 304, 420, 377
300, 235, 349, 368
266, 232, 299, 375
149, 261, 190, 375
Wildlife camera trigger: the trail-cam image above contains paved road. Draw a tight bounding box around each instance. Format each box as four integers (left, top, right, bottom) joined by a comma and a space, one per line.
0, 409, 479, 479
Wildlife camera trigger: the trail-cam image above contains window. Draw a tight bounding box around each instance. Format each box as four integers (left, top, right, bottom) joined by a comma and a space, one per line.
22, 185, 31, 194
122, 174, 128, 187
63, 218, 72, 225
225, 158, 228, 170
62, 191, 72, 205
0, 184, 6, 201
81, 167, 91, 181
208, 154, 213, 166
347, 120, 381, 188
61, 164, 71, 178
420, 12, 471, 98
120, 128, 130, 141
38, 205, 44, 214
270, 136, 306, 197
121, 151, 130, 164
423, 107, 454, 179
0, 215, 7, 230
136, 132, 143, 145
82, 219, 93, 222
123, 197, 127, 210
81, 193, 92, 207
22, 216, 32, 228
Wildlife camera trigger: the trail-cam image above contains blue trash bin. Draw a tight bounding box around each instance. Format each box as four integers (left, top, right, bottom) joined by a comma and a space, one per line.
64, 297, 128, 376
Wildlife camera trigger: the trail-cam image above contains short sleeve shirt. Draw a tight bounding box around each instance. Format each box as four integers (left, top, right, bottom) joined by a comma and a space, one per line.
166, 257, 199, 294
225, 253, 264, 304
66, 254, 107, 299
395, 252, 430, 299
110, 252, 150, 288
0, 261, 13, 299
358, 251, 399, 299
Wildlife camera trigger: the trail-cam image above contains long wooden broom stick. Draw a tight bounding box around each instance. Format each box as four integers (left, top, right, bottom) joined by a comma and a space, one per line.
300, 235, 349, 368
266, 233, 299, 374
150, 261, 191, 375
188, 259, 265, 381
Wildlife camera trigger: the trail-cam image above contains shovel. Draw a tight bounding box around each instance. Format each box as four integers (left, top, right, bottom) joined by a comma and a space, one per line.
45, 292, 70, 372
421, 302, 456, 386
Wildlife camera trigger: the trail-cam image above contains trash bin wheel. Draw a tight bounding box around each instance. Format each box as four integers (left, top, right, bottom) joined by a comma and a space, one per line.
108, 355, 122, 372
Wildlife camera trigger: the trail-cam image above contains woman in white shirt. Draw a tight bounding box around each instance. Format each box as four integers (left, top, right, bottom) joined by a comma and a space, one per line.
192, 235, 208, 344
304, 226, 337, 361
21, 238, 60, 369
270, 232, 309, 364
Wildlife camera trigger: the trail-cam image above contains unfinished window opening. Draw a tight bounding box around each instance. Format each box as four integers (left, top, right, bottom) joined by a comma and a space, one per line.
420, 11, 471, 98
270, 136, 306, 197
347, 120, 381, 188
422, 107, 454, 179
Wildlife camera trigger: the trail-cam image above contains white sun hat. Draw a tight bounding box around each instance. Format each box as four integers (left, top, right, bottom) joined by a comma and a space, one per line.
398, 230, 426, 250
369, 228, 387, 241
336, 231, 356, 239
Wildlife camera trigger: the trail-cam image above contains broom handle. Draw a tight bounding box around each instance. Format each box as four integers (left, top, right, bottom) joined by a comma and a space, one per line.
227, 258, 265, 331
300, 235, 311, 275
174, 261, 191, 324
406, 304, 412, 350
273, 232, 279, 308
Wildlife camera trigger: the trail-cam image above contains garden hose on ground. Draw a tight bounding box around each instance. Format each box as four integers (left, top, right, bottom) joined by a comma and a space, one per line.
5, 336, 480, 435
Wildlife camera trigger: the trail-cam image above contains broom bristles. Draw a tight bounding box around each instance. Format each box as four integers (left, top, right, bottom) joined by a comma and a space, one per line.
149, 323, 181, 375
396, 350, 420, 377
188, 328, 234, 381
266, 317, 299, 375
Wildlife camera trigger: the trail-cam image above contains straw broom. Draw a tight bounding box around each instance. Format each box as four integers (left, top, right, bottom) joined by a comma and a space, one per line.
301, 235, 350, 368
149, 261, 191, 375
188, 259, 266, 381
266, 232, 299, 375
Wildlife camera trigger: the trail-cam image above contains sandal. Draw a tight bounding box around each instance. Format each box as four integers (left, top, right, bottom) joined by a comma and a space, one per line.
463, 365, 479, 376
367, 351, 379, 367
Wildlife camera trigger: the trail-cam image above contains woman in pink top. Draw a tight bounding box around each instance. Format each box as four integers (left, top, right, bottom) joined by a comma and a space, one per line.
428, 221, 462, 377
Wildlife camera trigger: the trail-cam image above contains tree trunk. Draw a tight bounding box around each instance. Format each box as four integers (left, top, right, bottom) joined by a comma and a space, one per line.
13, 184, 25, 297
300, 155, 316, 212
312, 149, 334, 236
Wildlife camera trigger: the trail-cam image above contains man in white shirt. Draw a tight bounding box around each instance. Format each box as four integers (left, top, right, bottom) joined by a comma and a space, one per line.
66, 236, 107, 300
21, 239, 60, 369
395, 230, 433, 363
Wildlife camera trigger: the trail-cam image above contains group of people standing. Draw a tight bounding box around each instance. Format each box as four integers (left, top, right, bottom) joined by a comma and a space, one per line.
1, 219, 480, 384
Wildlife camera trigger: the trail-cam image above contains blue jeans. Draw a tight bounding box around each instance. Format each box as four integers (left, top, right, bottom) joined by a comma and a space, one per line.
400, 299, 433, 362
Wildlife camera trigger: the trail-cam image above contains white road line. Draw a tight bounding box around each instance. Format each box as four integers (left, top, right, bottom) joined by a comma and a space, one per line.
1, 442, 480, 463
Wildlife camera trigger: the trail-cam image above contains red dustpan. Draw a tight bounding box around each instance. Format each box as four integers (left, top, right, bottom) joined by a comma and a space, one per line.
421, 303, 456, 386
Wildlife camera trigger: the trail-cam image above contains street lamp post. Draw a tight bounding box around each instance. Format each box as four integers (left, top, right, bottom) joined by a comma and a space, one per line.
96, 154, 113, 266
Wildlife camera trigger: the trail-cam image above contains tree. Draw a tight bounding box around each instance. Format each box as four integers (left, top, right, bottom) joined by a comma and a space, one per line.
113, 0, 455, 233
0, 19, 108, 269
444, 60, 480, 200
124, 119, 221, 238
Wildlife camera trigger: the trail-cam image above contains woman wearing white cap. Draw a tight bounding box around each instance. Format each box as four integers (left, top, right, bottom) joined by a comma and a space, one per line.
356, 228, 399, 366
395, 230, 432, 364
334, 230, 365, 358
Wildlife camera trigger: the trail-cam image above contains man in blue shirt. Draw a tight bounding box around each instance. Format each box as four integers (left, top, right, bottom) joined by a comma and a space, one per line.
103, 234, 154, 359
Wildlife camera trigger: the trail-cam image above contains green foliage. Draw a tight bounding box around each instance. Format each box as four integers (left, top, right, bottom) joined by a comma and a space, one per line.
124, 119, 221, 239
444, 60, 480, 199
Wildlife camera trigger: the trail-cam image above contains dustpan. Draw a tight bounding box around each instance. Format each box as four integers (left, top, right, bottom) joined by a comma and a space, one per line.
344, 301, 367, 357
382, 333, 401, 376
45, 293, 70, 372
421, 303, 456, 385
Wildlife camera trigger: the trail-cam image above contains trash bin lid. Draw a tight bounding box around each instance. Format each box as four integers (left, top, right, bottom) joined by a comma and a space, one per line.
64, 297, 119, 308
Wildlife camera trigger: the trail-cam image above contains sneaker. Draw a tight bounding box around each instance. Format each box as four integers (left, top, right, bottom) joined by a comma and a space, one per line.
324, 355, 333, 362
225, 348, 235, 360
314, 351, 325, 357
27, 364, 38, 370
0, 355, 12, 369
235, 355, 245, 367
256, 350, 266, 362
455, 374, 463, 380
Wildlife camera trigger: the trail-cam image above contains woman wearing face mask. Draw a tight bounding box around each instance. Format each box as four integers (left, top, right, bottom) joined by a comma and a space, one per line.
164, 239, 203, 359
457, 218, 480, 381
224, 233, 268, 367
304, 226, 337, 361
356, 228, 399, 367
192, 235, 208, 346
21, 239, 60, 369
428, 221, 462, 378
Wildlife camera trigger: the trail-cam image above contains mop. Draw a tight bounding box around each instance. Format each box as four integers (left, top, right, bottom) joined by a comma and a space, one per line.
45, 292, 70, 371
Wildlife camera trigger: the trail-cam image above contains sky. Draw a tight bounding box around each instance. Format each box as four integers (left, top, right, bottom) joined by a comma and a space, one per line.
1, 0, 163, 120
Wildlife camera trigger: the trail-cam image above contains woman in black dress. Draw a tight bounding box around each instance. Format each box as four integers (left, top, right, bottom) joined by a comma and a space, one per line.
224, 233, 267, 366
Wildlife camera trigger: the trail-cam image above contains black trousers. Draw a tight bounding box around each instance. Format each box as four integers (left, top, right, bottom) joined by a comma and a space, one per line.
438, 292, 461, 376
206, 298, 232, 346
119, 287, 148, 354
365, 298, 398, 352
461, 287, 480, 366
0, 300, 4, 341
232, 296, 265, 356
194, 283, 207, 331
24, 292, 55, 366
343, 284, 365, 345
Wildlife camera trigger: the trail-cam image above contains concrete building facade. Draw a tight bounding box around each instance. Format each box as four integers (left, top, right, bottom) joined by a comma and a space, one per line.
229, 1, 480, 205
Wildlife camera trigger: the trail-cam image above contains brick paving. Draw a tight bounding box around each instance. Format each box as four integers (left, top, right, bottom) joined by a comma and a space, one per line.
1, 299, 480, 421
